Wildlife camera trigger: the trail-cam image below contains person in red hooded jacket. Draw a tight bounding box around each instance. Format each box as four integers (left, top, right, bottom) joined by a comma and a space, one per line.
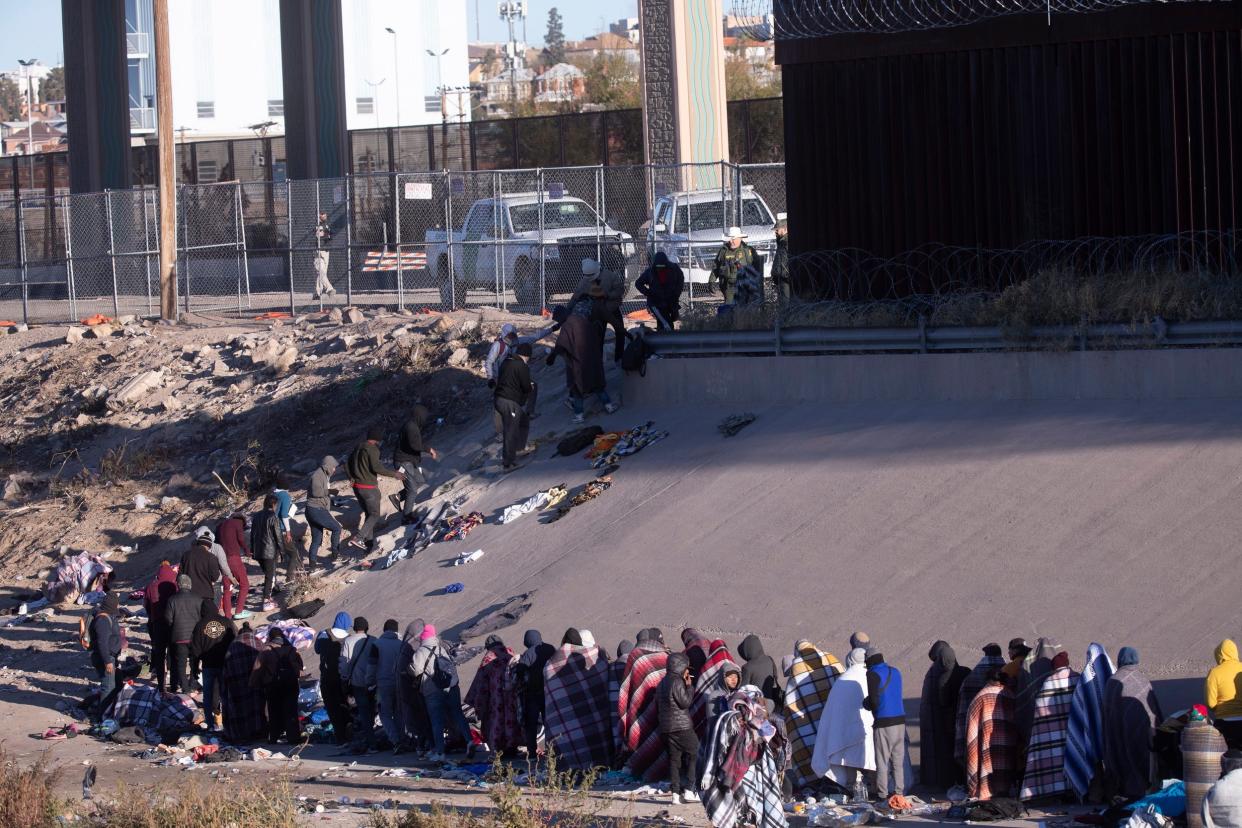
142, 561, 179, 692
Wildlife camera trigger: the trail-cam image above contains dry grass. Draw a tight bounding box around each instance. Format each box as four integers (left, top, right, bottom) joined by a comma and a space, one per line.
98, 439, 171, 483
0, 747, 65, 828
87, 779, 299, 828
369, 752, 632, 828
285, 572, 324, 606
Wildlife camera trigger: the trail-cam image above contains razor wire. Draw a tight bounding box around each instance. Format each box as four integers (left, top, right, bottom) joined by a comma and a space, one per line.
730, 0, 1221, 38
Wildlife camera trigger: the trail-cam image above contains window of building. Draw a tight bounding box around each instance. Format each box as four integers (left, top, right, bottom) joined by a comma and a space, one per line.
356, 97, 374, 115
197, 159, 219, 184
424, 95, 442, 113
196, 101, 215, 119
267, 99, 283, 117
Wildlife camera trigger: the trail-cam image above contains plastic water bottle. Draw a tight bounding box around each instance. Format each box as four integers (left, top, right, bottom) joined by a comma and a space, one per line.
853, 775, 869, 803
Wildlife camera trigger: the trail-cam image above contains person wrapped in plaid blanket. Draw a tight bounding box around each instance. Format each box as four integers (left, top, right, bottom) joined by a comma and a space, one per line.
698, 685, 789, 828
542, 629, 614, 770
691, 640, 736, 739
782, 640, 843, 791
222, 626, 267, 744
966, 670, 1019, 800
1019, 652, 1079, 800
620, 636, 672, 782
956, 644, 1007, 764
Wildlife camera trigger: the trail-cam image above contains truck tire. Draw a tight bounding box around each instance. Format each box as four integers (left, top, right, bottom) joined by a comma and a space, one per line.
438, 256, 465, 310
513, 258, 540, 313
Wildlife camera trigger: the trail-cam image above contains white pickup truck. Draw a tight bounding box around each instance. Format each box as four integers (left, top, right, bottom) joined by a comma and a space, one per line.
425, 192, 637, 309
647, 186, 778, 285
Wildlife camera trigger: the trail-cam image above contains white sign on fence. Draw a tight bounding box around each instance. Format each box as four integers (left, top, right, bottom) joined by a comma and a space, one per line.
404, 182, 433, 200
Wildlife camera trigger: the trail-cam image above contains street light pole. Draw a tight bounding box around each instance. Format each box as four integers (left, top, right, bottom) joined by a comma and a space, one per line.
385, 27, 400, 169
17, 59, 35, 158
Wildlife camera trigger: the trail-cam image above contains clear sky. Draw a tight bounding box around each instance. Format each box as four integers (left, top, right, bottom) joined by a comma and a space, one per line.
0, 1, 637, 71
0, 1, 63, 69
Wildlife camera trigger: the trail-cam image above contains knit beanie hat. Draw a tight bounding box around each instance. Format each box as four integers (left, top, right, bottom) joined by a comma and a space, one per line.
420, 624, 436, 641
177, 573, 192, 590
100, 592, 119, 614
367, 426, 384, 441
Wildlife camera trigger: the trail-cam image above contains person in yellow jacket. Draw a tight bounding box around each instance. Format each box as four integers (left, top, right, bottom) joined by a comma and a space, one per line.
1208, 639, 1242, 748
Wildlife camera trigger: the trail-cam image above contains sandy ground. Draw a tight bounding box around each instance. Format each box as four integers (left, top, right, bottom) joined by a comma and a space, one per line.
0, 309, 1231, 823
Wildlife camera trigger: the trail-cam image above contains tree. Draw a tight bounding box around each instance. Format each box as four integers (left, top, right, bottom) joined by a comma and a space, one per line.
724, 44, 782, 101
0, 76, 21, 121
545, 7, 566, 65
578, 51, 639, 110
40, 66, 64, 103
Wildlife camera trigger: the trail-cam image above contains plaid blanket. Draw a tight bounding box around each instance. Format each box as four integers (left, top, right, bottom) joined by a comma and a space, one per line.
619, 647, 670, 781
543, 643, 613, 770
44, 551, 113, 604
157, 692, 199, 735
464, 648, 523, 753
1019, 666, 1080, 799
1066, 643, 1114, 799
783, 640, 842, 790
956, 655, 1006, 761
699, 693, 789, 828
222, 631, 267, 743
691, 641, 735, 738
966, 682, 1019, 800
609, 658, 627, 756
111, 681, 161, 728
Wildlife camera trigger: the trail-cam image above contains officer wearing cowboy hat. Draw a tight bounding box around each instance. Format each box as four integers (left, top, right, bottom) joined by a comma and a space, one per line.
709, 226, 758, 305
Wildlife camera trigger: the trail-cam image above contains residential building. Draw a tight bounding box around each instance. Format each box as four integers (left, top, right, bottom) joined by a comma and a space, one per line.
608, 17, 640, 43
2, 120, 67, 156
563, 32, 641, 66
480, 66, 536, 116
533, 63, 586, 105
123, 0, 470, 142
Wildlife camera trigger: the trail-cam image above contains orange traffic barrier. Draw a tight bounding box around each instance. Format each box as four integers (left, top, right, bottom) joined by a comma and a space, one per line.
0, 320, 16, 327
254, 312, 291, 320
624, 308, 654, 322
80, 314, 114, 326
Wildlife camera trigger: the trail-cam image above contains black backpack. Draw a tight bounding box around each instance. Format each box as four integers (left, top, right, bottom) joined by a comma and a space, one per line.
621, 333, 653, 376
431, 651, 456, 691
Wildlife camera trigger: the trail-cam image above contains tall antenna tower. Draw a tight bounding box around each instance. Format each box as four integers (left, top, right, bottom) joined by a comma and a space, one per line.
497, 1, 527, 109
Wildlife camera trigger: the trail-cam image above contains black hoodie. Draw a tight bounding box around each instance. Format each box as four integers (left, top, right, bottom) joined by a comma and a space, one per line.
738, 634, 782, 706
394, 405, 431, 466
516, 629, 555, 707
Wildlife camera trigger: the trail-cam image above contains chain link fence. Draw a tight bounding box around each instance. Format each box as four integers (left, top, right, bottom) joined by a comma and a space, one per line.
0, 161, 787, 324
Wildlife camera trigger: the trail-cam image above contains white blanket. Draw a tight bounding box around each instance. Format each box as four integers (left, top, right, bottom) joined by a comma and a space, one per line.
810, 663, 875, 784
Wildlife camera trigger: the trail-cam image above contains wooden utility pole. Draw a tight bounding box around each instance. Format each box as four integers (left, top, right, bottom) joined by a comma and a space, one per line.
154, 0, 177, 321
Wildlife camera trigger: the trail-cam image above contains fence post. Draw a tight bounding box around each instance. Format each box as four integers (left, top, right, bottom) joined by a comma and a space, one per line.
537, 168, 545, 313
313, 181, 322, 311
286, 179, 295, 316
444, 170, 455, 310
345, 175, 355, 306
181, 185, 191, 315
104, 190, 121, 317
396, 172, 404, 311
141, 188, 153, 315
63, 196, 78, 321
236, 182, 250, 312
16, 200, 28, 326
494, 170, 503, 309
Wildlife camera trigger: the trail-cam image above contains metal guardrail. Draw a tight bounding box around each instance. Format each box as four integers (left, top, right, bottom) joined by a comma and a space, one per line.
646, 318, 1242, 356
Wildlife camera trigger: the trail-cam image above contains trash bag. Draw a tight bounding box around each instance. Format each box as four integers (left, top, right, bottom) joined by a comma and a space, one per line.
556, 426, 604, 456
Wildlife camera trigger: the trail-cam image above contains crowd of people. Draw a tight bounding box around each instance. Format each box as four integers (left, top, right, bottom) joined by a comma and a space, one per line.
90, 566, 1242, 828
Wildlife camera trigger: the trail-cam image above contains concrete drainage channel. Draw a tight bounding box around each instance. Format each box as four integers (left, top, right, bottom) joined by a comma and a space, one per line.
643, 318, 1242, 356
625, 320, 1242, 406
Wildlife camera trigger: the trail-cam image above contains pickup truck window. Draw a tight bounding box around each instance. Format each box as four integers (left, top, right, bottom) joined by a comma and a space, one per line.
464, 203, 505, 237
675, 197, 773, 234
510, 201, 600, 233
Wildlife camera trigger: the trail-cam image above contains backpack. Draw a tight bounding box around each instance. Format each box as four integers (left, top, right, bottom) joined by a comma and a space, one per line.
621, 332, 653, 376
431, 650, 456, 691
79, 613, 126, 655
556, 425, 604, 457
